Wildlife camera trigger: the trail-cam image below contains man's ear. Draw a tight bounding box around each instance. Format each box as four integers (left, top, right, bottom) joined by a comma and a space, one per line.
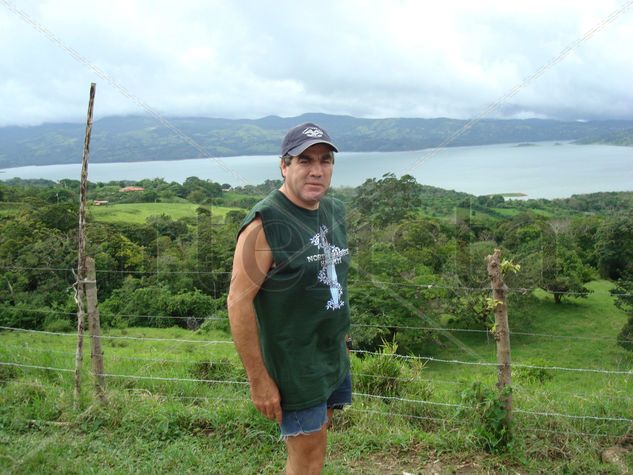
280, 158, 287, 178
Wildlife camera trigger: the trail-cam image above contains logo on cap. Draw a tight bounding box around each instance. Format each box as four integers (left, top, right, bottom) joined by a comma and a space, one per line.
303, 127, 324, 138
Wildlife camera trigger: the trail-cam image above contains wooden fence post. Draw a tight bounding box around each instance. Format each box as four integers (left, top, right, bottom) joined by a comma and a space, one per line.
74, 82, 96, 407
486, 248, 513, 426
86, 257, 106, 402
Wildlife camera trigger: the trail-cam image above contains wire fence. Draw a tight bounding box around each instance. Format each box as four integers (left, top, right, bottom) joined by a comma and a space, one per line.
1, 360, 632, 429
2, 325, 632, 377
6, 341, 633, 404
4, 305, 633, 344
2, 264, 632, 297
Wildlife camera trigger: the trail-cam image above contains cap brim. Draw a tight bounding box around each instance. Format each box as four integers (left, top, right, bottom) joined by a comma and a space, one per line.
286, 139, 339, 157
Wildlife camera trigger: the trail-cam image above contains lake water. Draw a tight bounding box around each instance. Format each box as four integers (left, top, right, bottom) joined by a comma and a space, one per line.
1, 142, 631, 199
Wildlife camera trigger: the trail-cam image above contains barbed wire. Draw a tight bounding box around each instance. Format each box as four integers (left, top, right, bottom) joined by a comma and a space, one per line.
353, 392, 464, 409
347, 407, 452, 424
515, 427, 621, 440
12, 370, 617, 427
351, 350, 633, 376
0, 326, 233, 345
99, 371, 248, 386
352, 322, 633, 344
3, 360, 632, 424
7, 343, 633, 404
126, 391, 250, 403
0, 361, 74, 373
6, 307, 227, 322
0, 404, 620, 441
350, 279, 633, 297
4, 305, 632, 345
0, 344, 238, 365
0, 265, 231, 275
2, 265, 632, 297
514, 409, 633, 423
2, 325, 632, 376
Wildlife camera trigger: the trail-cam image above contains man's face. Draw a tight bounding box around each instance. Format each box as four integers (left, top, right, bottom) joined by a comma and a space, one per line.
280, 143, 334, 210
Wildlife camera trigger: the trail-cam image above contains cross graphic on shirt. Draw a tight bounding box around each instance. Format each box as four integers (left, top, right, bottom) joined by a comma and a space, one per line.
307, 225, 349, 310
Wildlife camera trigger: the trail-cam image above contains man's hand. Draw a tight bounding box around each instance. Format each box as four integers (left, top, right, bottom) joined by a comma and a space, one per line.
250, 374, 282, 424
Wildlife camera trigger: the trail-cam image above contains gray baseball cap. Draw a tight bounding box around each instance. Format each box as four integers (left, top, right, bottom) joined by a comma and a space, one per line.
281, 122, 339, 157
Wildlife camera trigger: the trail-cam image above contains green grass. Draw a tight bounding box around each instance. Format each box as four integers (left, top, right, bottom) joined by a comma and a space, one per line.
1, 283, 633, 473
89, 202, 240, 224
423, 281, 633, 447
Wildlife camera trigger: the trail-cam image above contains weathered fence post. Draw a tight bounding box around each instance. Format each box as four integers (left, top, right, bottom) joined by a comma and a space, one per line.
86, 257, 106, 402
74, 83, 96, 407
486, 248, 513, 426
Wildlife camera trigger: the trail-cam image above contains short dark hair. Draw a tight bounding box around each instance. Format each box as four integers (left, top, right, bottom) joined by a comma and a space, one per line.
279, 152, 336, 179
280, 151, 335, 166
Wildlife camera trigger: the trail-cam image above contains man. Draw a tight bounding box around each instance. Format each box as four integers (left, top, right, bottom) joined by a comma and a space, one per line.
227, 122, 351, 474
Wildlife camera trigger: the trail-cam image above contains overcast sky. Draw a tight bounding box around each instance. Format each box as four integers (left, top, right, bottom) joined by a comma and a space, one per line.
1, 0, 632, 127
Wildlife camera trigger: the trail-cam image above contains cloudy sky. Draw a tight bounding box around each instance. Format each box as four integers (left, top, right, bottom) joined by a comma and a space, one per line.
1, 0, 632, 127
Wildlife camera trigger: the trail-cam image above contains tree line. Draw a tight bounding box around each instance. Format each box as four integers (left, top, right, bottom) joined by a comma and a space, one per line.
0, 175, 631, 354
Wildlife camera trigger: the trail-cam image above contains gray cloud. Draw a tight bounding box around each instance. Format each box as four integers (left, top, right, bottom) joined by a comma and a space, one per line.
0, 0, 631, 126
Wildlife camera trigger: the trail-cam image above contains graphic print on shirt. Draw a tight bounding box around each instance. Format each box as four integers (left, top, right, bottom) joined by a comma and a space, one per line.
306, 225, 349, 310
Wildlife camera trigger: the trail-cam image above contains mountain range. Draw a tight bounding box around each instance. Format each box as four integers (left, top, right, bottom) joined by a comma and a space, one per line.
1, 113, 632, 168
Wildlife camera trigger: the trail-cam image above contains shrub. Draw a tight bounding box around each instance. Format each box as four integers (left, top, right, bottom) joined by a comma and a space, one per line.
0, 304, 47, 329
43, 318, 74, 333
458, 381, 512, 452
513, 358, 553, 385
354, 339, 403, 398
197, 309, 229, 334
190, 357, 245, 383
100, 284, 221, 329
617, 315, 633, 352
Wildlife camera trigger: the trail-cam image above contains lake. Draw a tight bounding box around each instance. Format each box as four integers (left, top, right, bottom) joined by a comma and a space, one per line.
1, 142, 631, 199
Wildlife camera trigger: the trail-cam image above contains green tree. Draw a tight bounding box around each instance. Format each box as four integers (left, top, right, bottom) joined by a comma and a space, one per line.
612, 275, 633, 352
539, 244, 593, 304
352, 173, 422, 226
595, 214, 633, 279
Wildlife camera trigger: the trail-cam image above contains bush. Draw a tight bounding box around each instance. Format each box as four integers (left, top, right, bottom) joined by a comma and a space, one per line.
197, 309, 229, 334
513, 358, 554, 385
0, 304, 47, 329
348, 308, 391, 352
617, 315, 633, 352
100, 283, 221, 329
458, 381, 512, 452
190, 357, 245, 382
43, 318, 74, 333
353, 339, 403, 398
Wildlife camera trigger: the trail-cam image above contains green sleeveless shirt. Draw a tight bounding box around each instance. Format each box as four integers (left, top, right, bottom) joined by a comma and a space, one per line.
239, 190, 351, 410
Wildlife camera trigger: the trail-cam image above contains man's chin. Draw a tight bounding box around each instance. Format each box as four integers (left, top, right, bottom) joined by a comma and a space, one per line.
302, 190, 326, 203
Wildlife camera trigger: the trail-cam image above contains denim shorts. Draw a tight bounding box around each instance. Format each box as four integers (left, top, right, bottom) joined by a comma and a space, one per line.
280, 372, 352, 439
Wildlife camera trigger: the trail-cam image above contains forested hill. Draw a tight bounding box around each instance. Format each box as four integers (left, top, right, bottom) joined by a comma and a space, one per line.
574, 127, 633, 146
2, 113, 633, 168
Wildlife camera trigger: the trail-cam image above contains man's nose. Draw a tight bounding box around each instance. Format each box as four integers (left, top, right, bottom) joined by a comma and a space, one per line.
309, 161, 323, 176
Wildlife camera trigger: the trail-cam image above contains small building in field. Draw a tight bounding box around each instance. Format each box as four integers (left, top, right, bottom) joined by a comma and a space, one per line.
93, 200, 109, 206
119, 186, 145, 192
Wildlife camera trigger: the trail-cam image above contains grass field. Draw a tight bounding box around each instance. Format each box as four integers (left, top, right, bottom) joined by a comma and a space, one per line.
1, 281, 632, 473
89, 202, 240, 224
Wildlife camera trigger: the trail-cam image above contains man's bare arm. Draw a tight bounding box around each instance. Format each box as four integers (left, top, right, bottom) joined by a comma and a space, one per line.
227, 217, 281, 423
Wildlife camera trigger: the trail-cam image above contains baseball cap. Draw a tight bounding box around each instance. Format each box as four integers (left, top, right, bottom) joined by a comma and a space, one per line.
281, 122, 339, 157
